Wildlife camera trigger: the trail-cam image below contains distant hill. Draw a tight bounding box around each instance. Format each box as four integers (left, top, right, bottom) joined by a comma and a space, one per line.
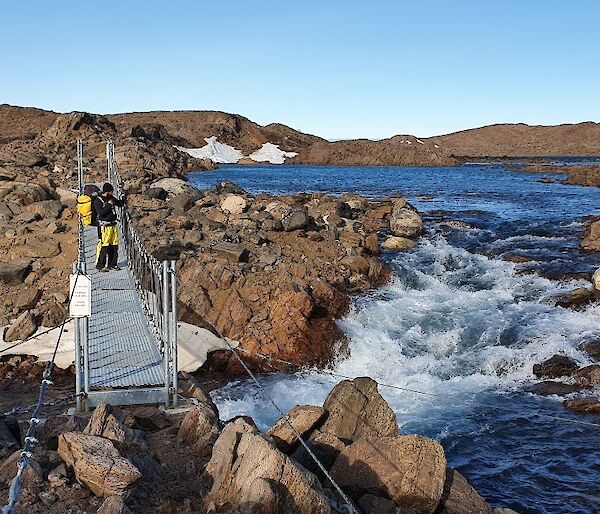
2, 104, 599, 164
107, 110, 325, 155
428, 122, 600, 158
0, 104, 59, 143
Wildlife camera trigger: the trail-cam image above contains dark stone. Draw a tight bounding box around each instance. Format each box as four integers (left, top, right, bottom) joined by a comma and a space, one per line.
581, 340, 600, 361
261, 218, 283, 232
0, 259, 32, 285
145, 187, 167, 201
171, 193, 195, 211
212, 242, 250, 263
281, 208, 309, 232
533, 355, 580, 379
210, 180, 247, 195
528, 381, 583, 396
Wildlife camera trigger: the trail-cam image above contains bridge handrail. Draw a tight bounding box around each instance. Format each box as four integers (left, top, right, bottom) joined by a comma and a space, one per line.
106, 141, 178, 403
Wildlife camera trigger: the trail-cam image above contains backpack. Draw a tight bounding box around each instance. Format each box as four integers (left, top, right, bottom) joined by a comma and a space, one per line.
77, 194, 93, 226
77, 184, 101, 227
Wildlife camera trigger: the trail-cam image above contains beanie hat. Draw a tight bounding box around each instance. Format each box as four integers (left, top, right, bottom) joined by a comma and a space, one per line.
102, 183, 114, 193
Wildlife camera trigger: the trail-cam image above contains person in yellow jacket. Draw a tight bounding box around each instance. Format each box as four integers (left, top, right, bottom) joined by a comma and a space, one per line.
96, 198, 121, 272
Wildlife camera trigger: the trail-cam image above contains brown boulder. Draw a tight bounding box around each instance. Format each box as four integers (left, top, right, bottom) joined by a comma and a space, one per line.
528, 381, 582, 395
563, 397, 600, 414
357, 494, 398, 514
440, 469, 493, 514
581, 340, 600, 360
15, 286, 41, 311
532, 355, 579, 379
582, 220, 600, 251
177, 402, 220, 454
22, 234, 61, 258
266, 405, 326, 452
4, 310, 38, 342
290, 429, 345, 481
25, 199, 63, 219
203, 418, 331, 514
282, 207, 309, 231
83, 403, 147, 451
574, 365, 600, 387
330, 435, 447, 513
58, 432, 141, 498
320, 377, 397, 443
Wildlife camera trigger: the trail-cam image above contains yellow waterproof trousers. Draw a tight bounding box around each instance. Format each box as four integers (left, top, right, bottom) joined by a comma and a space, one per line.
96, 225, 119, 266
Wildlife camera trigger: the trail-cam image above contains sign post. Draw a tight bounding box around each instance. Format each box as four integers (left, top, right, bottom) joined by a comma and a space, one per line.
69, 274, 92, 318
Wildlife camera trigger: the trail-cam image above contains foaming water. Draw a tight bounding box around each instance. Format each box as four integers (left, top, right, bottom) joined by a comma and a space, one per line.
191, 164, 600, 513
213, 238, 600, 513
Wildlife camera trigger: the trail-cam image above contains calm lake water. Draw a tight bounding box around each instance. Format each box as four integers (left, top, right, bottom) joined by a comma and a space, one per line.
189, 164, 600, 514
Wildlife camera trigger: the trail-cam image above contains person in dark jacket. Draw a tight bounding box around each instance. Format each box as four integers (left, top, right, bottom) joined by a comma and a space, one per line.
92, 183, 123, 239
95, 185, 122, 272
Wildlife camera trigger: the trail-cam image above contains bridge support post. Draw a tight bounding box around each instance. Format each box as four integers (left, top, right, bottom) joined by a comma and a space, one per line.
170, 260, 178, 406
162, 261, 171, 407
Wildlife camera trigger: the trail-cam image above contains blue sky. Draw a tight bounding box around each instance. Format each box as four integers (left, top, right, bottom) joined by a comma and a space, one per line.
2, 1, 599, 139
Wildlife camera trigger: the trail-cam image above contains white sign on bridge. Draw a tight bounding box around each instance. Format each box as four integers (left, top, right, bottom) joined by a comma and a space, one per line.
69, 274, 92, 318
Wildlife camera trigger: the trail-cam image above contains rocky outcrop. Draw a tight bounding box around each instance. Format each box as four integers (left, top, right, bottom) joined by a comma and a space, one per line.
330, 435, 447, 513
58, 432, 141, 498
155, 189, 421, 372
320, 377, 397, 443
202, 418, 331, 514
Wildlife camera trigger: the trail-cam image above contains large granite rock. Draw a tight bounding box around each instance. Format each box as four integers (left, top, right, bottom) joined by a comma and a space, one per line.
177, 401, 220, 454
58, 432, 141, 498
330, 435, 447, 514
203, 418, 331, 514
320, 377, 397, 443
266, 405, 326, 452
390, 198, 422, 238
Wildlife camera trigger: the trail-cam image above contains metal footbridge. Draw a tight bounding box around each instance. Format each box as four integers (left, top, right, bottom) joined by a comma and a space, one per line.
73, 140, 178, 410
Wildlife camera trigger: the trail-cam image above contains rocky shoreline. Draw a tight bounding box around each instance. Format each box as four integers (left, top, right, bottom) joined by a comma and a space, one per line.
0, 372, 517, 513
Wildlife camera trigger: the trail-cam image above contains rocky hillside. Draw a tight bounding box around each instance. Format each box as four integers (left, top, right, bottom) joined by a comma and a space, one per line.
429, 122, 600, 158
108, 110, 325, 155
0, 104, 59, 144
291, 135, 456, 166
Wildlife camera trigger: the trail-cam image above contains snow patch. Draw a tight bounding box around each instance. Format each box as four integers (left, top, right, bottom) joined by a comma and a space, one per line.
176, 136, 243, 164
249, 143, 298, 164
416, 139, 424, 144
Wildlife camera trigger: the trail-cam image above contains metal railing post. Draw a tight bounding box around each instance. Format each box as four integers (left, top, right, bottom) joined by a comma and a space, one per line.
170, 260, 178, 406
73, 263, 82, 412
162, 261, 171, 406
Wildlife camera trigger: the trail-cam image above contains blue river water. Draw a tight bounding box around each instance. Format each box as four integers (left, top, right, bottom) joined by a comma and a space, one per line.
189, 164, 600, 514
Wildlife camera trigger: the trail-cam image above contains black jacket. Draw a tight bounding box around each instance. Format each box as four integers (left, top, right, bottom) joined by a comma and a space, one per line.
92, 194, 123, 226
